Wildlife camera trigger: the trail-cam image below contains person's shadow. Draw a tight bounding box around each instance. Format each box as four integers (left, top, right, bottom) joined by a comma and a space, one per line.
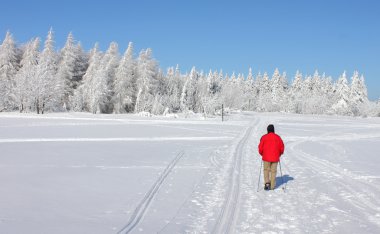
276, 174, 294, 188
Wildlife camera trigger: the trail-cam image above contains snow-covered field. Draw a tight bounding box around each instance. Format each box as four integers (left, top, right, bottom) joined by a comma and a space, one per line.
0, 112, 379, 234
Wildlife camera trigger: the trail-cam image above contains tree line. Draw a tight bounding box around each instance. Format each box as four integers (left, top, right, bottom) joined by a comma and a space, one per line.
1, 30, 379, 117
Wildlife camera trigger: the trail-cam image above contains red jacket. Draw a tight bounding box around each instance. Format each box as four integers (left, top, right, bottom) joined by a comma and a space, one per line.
258, 133, 284, 162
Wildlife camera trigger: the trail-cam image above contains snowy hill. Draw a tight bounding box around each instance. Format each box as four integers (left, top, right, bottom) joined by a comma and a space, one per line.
0, 112, 379, 233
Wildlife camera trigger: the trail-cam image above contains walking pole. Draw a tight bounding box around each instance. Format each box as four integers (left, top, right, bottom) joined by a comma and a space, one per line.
279, 161, 285, 192
257, 160, 263, 192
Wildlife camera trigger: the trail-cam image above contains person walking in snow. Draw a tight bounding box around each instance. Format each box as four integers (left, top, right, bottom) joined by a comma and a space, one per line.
258, 124, 285, 190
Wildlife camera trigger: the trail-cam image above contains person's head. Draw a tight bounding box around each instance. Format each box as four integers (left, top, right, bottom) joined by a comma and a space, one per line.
267, 124, 275, 133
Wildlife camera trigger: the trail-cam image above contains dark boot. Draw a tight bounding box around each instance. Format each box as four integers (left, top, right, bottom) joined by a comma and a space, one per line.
264, 183, 271, 190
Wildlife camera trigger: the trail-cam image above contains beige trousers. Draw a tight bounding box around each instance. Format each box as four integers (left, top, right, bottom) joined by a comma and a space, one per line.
264, 161, 278, 189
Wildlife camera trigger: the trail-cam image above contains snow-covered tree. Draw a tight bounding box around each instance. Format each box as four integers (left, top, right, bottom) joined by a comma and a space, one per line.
350, 71, 368, 104
301, 70, 328, 114
221, 72, 233, 109
220, 72, 244, 111
69, 43, 89, 111
180, 67, 198, 112
287, 70, 303, 113
198, 70, 221, 115
1, 29, 379, 117
163, 65, 182, 113
0, 31, 19, 111
368, 99, 380, 117
81, 42, 118, 114
71, 85, 85, 112
271, 68, 288, 111
57, 33, 76, 110
243, 67, 256, 111
312, 70, 321, 95
80, 44, 103, 113
350, 71, 369, 115
113, 42, 136, 113
134, 48, 158, 113
312, 71, 329, 114
256, 72, 272, 111
32, 29, 59, 114
317, 73, 335, 113
332, 71, 352, 115
97, 42, 119, 113
320, 73, 334, 96
14, 38, 40, 112
196, 70, 211, 115
249, 72, 261, 110
151, 69, 166, 115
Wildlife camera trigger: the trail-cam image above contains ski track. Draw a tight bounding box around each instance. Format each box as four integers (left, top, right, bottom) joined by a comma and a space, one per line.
0, 114, 247, 127
213, 120, 258, 233
117, 151, 185, 234
175, 118, 258, 234
0, 164, 208, 170
0, 136, 233, 143
152, 124, 239, 136
212, 123, 255, 234
236, 117, 308, 234
288, 139, 380, 231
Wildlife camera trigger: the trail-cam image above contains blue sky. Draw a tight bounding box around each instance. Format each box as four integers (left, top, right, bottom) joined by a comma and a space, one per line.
1, 0, 379, 100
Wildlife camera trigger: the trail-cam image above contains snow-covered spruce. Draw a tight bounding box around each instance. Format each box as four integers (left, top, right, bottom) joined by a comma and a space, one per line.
0, 30, 377, 116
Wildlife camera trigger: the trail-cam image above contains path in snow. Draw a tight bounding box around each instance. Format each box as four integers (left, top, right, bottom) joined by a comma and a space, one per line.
0, 136, 233, 143
212, 123, 255, 233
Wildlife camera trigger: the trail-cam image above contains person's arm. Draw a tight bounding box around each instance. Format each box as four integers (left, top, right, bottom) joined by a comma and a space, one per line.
279, 137, 284, 155
258, 136, 264, 156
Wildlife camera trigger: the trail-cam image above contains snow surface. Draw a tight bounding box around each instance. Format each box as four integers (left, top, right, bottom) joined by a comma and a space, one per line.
0, 112, 379, 234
